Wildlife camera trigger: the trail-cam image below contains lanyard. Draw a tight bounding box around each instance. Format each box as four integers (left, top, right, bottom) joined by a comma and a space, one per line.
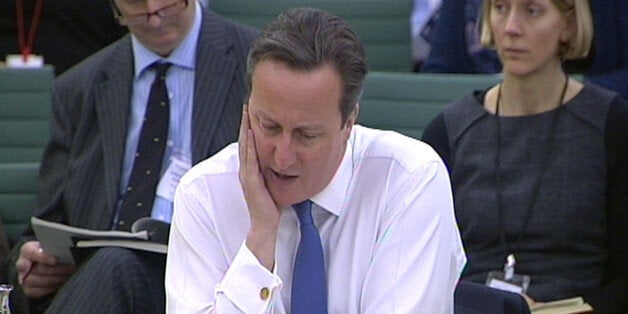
16, 0, 45, 62
493, 73, 568, 258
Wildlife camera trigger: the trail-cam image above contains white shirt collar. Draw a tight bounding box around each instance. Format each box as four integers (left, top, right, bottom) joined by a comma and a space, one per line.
309, 128, 356, 217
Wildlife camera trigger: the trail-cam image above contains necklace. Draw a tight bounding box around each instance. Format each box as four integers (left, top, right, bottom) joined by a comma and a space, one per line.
496, 73, 569, 116
493, 72, 569, 258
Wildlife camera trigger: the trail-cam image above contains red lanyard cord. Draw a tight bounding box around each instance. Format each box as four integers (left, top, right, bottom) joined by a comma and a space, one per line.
16, 0, 45, 62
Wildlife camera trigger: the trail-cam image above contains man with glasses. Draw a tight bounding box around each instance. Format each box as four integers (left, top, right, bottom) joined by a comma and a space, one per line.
6, 0, 258, 312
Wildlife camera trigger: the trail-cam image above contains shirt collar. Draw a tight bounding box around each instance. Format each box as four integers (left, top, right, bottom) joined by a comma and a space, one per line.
309, 128, 356, 217
131, 1, 202, 78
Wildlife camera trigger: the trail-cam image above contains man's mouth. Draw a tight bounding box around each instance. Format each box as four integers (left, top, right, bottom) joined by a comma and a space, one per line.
270, 169, 298, 181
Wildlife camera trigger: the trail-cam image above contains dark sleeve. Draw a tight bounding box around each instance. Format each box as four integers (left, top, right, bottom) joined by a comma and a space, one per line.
421, 0, 475, 73
454, 281, 530, 314
35, 0, 128, 76
584, 0, 628, 100
421, 113, 452, 171
0, 0, 19, 59
586, 96, 628, 312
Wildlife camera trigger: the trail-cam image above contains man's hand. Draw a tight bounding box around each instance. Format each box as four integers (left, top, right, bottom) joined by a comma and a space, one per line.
238, 105, 281, 270
16, 241, 75, 298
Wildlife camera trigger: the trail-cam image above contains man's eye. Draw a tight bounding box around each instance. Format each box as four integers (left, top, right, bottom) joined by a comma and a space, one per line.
261, 123, 280, 133
298, 131, 319, 140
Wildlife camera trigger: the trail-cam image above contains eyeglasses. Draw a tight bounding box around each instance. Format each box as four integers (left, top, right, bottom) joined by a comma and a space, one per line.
110, 0, 189, 26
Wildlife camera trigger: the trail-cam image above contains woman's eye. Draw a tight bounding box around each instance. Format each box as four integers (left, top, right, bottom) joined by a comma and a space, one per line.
493, 2, 508, 14
526, 5, 543, 17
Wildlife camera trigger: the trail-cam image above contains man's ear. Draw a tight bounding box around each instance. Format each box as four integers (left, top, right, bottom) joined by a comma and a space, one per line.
344, 103, 359, 129
341, 104, 358, 142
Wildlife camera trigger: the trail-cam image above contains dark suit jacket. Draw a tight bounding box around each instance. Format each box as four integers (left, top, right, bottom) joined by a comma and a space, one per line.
454, 281, 530, 314
37, 9, 257, 230
6, 7, 258, 302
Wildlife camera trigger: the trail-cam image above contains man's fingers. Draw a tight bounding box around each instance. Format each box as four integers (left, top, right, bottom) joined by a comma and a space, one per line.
33, 262, 75, 277
238, 105, 249, 167
246, 128, 259, 176
24, 272, 71, 287
20, 262, 75, 298
20, 241, 47, 262
22, 276, 68, 299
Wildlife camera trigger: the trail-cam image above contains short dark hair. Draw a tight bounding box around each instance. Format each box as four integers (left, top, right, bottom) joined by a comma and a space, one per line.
246, 7, 368, 126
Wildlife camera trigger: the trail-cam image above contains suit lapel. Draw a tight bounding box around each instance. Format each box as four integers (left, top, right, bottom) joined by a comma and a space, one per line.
94, 37, 134, 221
191, 10, 239, 163
88, 11, 244, 218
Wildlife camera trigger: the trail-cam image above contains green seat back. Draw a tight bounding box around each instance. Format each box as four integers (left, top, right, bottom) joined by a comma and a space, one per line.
0, 162, 39, 246
0, 67, 53, 163
211, 0, 414, 72
359, 72, 502, 139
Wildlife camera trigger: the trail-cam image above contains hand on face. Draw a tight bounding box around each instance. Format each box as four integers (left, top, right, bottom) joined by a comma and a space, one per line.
239, 105, 281, 269
16, 241, 76, 299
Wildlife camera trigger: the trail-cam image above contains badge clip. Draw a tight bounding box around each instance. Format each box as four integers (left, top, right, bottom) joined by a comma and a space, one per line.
485, 254, 531, 294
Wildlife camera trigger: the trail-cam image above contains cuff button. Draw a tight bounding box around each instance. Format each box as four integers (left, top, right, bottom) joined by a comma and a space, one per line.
260, 287, 270, 300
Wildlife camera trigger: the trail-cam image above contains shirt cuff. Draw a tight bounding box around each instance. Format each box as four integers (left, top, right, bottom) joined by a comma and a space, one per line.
215, 242, 283, 313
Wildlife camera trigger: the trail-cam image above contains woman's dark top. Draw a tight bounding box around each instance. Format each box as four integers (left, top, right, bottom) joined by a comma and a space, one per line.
422, 83, 628, 312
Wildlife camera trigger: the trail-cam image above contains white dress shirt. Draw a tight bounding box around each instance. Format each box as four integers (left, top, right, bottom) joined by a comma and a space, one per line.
166, 125, 466, 313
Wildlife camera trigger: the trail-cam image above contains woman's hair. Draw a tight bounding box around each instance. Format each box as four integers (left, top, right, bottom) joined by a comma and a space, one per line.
480, 0, 593, 60
246, 7, 368, 126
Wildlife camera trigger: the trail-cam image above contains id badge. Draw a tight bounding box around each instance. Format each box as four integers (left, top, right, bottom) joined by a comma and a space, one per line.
156, 156, 191, 202
485, 254, 531, 294
486, 270, 531, 294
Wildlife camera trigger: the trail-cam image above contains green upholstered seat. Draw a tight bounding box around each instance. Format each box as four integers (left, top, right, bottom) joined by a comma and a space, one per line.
0, 67, 53, 163
211, 0, 414, 72
0, 162, 39, 246
359, 72, 502, 139
0, 67, 52, 246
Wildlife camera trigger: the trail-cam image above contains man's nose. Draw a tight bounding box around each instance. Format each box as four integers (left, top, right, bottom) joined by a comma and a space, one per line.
273, 134, 297, 169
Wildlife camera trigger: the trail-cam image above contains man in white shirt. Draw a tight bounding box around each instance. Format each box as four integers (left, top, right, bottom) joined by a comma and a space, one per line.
166, 7, 466, 313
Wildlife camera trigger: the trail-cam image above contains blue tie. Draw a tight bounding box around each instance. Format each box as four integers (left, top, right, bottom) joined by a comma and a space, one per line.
291, 200, 327, 313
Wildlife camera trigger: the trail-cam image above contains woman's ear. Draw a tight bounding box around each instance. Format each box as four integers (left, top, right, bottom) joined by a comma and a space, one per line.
560, 11, 576, 44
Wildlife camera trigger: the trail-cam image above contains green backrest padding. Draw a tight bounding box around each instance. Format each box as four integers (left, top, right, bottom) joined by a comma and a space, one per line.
359, 72, 502, 139
0, 67, 53, 163
211, 0, 414, 72
0, 162, 39, 246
